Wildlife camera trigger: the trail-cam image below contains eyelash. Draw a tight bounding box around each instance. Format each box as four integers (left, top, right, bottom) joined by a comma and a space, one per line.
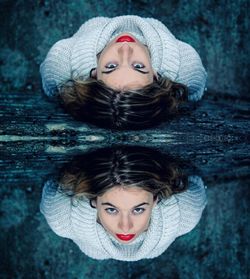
105, 63, 118, 69
105, 208, 145, 215
133, 63, 145, 69
133, 208, 145, 214
105, 62, 145, 70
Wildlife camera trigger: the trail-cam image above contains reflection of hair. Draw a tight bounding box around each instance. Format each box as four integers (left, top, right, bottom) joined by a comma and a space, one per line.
58, 77, 188, 130
58, 146, 188, 203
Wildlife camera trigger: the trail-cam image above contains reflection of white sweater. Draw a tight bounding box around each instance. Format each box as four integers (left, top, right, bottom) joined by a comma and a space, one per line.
40, 16, 207, 101
40, 176, 207, 261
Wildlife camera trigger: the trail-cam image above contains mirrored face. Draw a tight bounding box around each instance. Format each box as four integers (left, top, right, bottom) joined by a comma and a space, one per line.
94, 186, 157, 244
96, 33, 155, 91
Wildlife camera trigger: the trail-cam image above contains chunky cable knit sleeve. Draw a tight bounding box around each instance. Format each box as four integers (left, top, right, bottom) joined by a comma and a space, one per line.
40, 17, 110, 97
176, 41, 207, 101
176, 175, 207, 236
145, 18, 207, 101
40, 39, 74, 97
40, 180, 73, 238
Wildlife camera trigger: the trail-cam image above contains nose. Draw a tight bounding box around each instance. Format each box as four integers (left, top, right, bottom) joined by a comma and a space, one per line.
118, 214, 133, 233
118, 43, 133, 64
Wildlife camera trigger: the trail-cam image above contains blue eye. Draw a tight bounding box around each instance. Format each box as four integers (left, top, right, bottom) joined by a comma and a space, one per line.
105, 63, 118, 69
105, 208, 118, 215
133, 63, 145, 69
133, 208, 145, 215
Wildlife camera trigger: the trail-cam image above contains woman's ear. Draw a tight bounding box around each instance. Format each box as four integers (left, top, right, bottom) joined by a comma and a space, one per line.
153, 71, 161, 81
90, 68, 97, 79
153, 196, 159, 206
89, 198, 97, 208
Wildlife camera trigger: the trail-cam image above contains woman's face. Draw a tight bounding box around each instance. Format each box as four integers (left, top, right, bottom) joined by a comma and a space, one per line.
95, 33, 155, 91
95, 186, 157, 243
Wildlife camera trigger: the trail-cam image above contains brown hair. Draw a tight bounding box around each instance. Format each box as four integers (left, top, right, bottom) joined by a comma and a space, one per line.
58, 77, 188, 130
57, 146, 189, 204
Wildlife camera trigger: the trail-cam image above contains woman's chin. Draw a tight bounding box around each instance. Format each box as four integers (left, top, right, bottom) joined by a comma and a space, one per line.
117, 238, 136, 244
115, 233, 137, 243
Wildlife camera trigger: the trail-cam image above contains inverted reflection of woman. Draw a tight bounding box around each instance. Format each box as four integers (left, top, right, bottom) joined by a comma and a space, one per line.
40, 16, 207, 129
40, 146, 207, 261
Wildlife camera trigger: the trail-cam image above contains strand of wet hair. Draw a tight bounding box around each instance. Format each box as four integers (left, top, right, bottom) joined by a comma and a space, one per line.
109, 149, 122, 185
110, 92, 121, 127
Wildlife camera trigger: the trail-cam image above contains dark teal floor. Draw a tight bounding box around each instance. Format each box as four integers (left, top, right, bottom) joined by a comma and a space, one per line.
0, 1, 249, 278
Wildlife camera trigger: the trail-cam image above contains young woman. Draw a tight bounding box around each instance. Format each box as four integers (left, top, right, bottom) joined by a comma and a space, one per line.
40, 146, 207, 261
40, 16, 207, 129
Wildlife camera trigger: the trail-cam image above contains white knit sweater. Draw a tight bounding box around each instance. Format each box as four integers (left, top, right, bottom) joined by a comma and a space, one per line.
40, 176, 207, 261
40, 16, 207, 101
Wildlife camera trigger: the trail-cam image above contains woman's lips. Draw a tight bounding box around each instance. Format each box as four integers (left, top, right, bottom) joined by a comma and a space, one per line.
116, 35, 135, 43
116, 234, 135, 241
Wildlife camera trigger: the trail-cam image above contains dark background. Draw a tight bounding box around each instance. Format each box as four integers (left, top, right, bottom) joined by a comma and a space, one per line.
0, 1, 249, 279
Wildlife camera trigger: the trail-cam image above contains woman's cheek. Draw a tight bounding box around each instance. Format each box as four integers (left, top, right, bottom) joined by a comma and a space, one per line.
99, 212, 116, 231
137, 213, 151, 232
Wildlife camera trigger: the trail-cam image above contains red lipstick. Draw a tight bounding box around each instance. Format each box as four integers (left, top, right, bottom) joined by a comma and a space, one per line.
116, 234, 135, 241
116, 35, 135, 43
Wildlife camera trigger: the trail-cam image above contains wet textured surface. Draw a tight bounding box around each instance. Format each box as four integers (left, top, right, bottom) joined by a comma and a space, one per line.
1, 1, 249, 279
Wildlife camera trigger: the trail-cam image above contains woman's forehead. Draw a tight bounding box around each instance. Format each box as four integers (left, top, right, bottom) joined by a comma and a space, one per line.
98, 186, 153, 203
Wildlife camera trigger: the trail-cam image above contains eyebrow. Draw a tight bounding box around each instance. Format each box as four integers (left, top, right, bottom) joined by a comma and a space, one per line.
101, 69, 149, 75
101, 202, 150, 208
